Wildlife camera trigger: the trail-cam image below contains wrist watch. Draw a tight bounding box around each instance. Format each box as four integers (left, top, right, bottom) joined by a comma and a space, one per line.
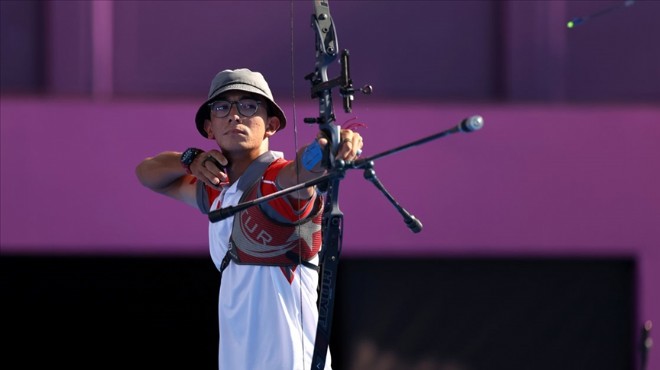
180, 147, 204, 174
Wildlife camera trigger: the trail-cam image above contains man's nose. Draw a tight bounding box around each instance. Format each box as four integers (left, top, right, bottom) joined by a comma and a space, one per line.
228, 102, 241, 119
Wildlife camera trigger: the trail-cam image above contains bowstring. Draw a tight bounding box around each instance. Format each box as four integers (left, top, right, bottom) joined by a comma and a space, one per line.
289, 1, 307, 368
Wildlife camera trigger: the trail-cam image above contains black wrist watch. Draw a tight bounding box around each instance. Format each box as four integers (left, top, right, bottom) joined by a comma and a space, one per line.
180, 147, 204, 174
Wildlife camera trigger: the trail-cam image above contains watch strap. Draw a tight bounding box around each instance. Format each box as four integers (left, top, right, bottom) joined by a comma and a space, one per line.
180, 147, 204, 174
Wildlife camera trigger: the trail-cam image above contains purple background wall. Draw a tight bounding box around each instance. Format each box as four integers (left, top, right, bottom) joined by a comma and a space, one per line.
1, 1, 659, 368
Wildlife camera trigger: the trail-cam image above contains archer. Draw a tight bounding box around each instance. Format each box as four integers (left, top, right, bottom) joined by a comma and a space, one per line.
135, 68, 363, 370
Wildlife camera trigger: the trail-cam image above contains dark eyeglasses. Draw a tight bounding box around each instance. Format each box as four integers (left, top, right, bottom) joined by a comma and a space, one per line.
208, 99, 261, 118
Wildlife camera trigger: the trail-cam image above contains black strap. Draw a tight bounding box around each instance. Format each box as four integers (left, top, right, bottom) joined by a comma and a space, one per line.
285, 250, 320, 271
197, 150, 280, 214
218, 249, 233, 287
218, 249, 319, 287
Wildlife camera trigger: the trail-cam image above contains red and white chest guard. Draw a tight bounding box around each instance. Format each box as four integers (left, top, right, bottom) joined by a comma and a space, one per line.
227, 160, 324, 267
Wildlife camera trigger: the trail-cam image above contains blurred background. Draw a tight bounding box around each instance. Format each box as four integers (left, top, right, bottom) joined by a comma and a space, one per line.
1, 1, 658, 369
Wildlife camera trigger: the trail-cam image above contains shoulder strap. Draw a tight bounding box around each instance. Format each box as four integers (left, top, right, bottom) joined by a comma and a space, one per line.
196, 180, 211, 214
236, 150, 279, 193
196, 151, 280, 214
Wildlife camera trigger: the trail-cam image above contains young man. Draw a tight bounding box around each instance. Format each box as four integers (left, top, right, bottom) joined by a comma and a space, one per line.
135, 68, 363, 369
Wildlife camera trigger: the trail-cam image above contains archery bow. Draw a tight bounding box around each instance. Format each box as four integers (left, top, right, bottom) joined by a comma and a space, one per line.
302, 0, 378, 367
305, 1, 348, 368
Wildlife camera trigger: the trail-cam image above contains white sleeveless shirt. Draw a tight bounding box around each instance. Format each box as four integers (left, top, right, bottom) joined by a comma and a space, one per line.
206, 152, 332, 370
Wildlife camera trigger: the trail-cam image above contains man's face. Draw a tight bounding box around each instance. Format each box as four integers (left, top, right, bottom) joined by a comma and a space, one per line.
204, 91, 279, 152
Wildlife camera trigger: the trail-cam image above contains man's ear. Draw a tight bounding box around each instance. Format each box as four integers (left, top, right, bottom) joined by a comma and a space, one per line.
204, 119, 215, 139
265, 116, 281, 138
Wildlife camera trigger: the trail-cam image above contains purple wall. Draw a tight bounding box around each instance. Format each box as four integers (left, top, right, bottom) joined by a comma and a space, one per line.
3, 99, 659, 257
2, 100, 659, 353
1, 1, 659, 367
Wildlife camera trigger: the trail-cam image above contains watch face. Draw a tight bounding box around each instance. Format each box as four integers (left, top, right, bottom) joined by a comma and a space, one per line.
182, 148, 201, 165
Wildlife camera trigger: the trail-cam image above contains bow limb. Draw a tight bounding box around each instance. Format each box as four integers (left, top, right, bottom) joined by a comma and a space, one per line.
307, 0, 341, 166
305, 1, 352, 369
290, 2, 358, 368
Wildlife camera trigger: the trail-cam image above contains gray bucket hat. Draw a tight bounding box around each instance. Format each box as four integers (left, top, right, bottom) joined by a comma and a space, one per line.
194, 68, 287, 138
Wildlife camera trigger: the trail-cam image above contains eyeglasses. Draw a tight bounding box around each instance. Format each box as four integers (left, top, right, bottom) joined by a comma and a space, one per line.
208, 99, 261, 118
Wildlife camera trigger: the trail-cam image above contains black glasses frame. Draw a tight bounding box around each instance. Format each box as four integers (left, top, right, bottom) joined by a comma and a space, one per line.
208, 99, 262, 118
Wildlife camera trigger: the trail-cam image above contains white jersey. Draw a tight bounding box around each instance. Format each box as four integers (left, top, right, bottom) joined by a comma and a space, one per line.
206, 152, 332, 370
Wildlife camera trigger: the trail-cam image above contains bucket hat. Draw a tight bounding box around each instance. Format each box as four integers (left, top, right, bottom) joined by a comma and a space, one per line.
194, 68, 287, 138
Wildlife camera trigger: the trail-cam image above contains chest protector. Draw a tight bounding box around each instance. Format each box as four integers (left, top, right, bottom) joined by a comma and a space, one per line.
226, 152, 324, 267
